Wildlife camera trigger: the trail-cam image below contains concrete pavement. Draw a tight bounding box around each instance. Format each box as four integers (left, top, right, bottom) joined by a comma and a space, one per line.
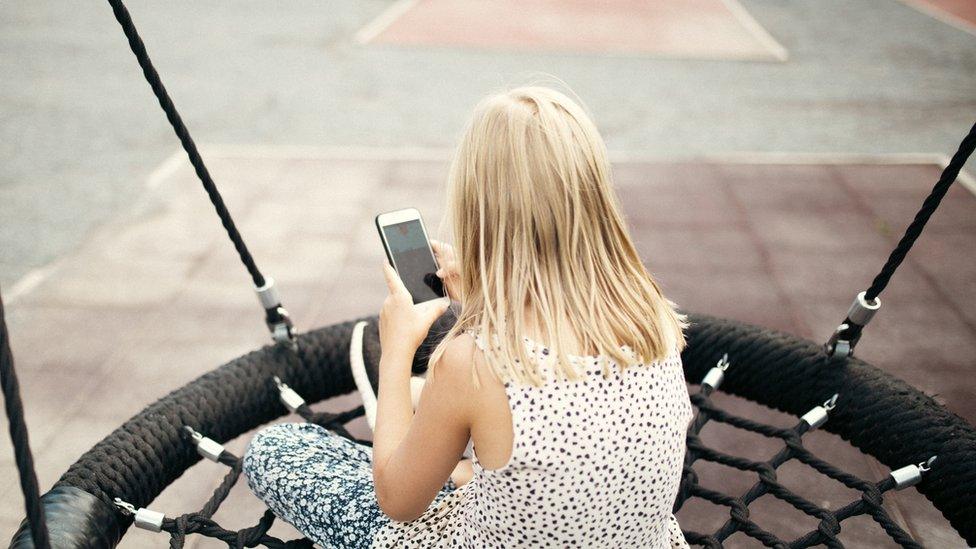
2, 0, 976, 288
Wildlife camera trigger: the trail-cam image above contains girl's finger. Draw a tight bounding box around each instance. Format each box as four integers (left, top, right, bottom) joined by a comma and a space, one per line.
423, 297, 451, 322
431, 240, 454, 259
382, 261, 408, 295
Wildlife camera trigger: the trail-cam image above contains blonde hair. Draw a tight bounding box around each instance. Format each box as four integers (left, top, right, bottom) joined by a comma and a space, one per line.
429, 86, 686, 386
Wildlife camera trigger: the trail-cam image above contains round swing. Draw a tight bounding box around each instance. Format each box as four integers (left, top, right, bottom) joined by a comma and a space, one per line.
4, 2, 975, 548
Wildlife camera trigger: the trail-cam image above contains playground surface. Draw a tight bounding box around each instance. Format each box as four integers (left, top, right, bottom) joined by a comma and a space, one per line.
2, 0, 976, 546
2, 149, 974, 547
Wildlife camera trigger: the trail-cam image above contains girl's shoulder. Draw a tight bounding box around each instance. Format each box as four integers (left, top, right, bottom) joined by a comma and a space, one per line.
431, 330, 497, 388
434, 330, 511, 401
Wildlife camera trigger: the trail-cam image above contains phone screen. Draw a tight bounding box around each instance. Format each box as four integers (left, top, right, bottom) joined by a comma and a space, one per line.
382, 219, 445, 304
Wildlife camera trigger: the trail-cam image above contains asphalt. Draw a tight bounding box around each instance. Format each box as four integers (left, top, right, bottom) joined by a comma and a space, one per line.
2, 0, 976, 288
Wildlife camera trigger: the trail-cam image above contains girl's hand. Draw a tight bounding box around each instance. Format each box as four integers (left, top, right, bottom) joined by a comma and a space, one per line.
380, 262, 451, 357
431, 239, 460, 301
450, 458, 475, 487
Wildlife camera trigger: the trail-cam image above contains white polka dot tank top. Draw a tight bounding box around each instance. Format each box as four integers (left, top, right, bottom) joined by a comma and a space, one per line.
374, 330, 693, 548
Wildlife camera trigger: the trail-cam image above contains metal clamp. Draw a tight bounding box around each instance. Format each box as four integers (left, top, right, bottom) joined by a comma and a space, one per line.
701, 353, 730, 390
825, 323, 853, 358
891, 456, 937, 490
183, 426, 225, 462
847, 291, 881, 325
256, 278, 296, 347
800, 394, 839, 430
255, 277, 281, 309
114, 498, 165, 532
274, 376, 305, 413
269, 307, 295, 345
825, 291, 881, 358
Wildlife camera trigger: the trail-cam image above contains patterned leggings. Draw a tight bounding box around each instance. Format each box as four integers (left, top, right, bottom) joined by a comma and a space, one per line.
243, 422, 455, 548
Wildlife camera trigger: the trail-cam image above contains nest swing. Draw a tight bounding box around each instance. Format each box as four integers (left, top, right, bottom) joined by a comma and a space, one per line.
3, 2, 976, 547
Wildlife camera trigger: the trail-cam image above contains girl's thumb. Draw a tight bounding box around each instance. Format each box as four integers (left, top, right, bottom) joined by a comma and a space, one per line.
431, 297, 450, 319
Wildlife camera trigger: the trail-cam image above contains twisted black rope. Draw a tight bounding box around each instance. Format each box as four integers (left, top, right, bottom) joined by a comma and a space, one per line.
676, 382, 921, 548
827, 121, 976, 356
295, 403, 369, 444
159, 450, 313, 549
0, 292, 50, 549
104, 0, 266, 290
864, 121, 976, 302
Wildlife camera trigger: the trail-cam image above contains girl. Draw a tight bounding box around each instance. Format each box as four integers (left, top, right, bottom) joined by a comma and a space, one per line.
244, 86, 693, 548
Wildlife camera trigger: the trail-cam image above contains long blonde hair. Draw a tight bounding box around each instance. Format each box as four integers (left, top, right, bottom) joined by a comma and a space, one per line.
429, 86, 686, 386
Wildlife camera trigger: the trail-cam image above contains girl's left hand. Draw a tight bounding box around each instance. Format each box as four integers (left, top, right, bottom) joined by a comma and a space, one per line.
379, 261, 451, 357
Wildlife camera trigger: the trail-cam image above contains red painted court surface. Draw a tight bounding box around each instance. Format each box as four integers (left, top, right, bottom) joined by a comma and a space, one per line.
361, 0, 787, 60
905, 0, 976, 30
2, 155, 974, 546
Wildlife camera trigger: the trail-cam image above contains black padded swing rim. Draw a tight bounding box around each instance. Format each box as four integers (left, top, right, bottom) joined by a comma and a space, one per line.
9, 312, 976, 548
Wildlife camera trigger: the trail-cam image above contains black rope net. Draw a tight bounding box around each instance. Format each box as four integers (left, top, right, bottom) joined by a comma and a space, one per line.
114, 402, 356, 549
677, 373, 928, 548
102, 351, 937, 549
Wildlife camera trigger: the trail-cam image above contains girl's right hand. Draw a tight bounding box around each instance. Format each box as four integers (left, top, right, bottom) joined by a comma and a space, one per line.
431, 239, 460, 301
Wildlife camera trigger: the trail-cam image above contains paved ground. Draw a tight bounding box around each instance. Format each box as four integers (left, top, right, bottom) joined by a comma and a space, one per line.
364, 0, 788, 60
2, 0, 976, 289
2, 0, 976, 547
2, 150, 974, 547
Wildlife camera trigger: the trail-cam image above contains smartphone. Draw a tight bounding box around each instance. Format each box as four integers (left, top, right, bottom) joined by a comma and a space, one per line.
375, 208, 446, 304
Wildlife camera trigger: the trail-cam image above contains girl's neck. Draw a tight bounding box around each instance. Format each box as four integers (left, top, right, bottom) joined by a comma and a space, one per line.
519, 306, 595, 357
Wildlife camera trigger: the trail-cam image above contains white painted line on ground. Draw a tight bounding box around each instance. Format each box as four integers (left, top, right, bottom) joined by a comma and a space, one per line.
899, 0, 976, 37
722, 0, 790, 61
353, 0, 783, 62
608, 151, 947, 165
355, 0, 419, 44
205, 145, 976, 198
10, 146, 971, 304
205, 143, 453, 162
145, 149, 186, 190
6, 262, 58, 305
8, 149, 185, 304
203, 144, 976, 198
204, 144, 962, 168
942, 154, 976, 197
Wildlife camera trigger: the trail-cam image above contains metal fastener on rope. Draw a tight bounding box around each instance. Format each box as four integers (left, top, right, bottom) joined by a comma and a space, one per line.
274, 376, 305, 413
825, 291, 881, 358
113, 498, 136, 515
801, 394, 839, 430
701, 353, 730, 390
891, 456, 937, 490
113, 498, 165, 532
256, 277, 296, 348
183, 426, 225, 462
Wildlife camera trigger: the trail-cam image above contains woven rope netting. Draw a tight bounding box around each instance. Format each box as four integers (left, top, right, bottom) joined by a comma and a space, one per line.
677, 382, 926, 548
101, 354, 929, 549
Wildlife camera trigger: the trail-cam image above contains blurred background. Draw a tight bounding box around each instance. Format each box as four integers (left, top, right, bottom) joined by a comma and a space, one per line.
1, 1, 974, 547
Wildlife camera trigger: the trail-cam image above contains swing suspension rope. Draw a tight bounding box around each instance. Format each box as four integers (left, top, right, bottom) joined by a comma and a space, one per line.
0, 295, 49, 549
824, 120, 976, 358
1, 0, 975, 546
105, 0, 295, 346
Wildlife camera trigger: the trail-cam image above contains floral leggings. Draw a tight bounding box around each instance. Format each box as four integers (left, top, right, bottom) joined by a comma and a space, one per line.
243, 422, 455, 548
